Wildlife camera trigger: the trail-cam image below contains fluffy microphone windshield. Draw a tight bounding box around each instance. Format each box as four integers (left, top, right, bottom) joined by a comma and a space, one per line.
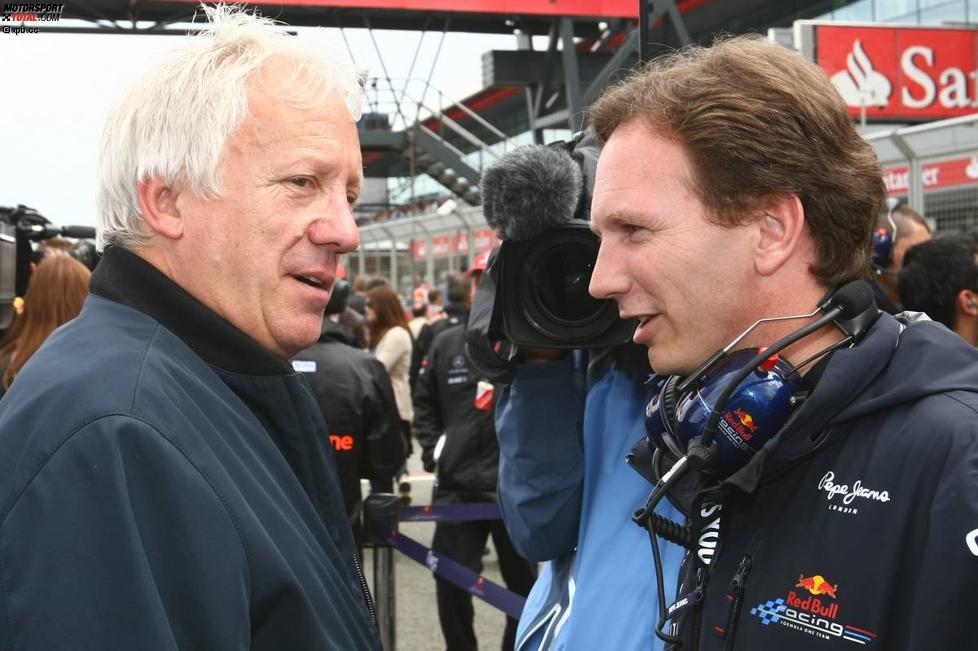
480, 144, 583, 242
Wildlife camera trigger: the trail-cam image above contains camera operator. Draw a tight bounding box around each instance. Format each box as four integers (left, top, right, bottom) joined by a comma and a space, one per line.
469, 131, 685, 651
0, 205, 97, 333
415, 266, 536, 651
584, 35, 978, 650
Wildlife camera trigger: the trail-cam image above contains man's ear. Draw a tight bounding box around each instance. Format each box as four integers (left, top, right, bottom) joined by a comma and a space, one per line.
137, 177, 184, 240
958, 289, 978, 316
754, 195, 806, 277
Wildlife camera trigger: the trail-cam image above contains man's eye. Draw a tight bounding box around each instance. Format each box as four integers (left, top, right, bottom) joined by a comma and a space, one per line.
290, 177, 311, 188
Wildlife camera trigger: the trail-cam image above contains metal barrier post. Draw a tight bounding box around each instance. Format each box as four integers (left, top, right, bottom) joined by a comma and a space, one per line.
364, 494, 401, 651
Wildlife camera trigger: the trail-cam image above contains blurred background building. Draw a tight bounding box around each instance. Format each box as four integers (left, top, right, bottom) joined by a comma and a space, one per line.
8, 0, 978, 293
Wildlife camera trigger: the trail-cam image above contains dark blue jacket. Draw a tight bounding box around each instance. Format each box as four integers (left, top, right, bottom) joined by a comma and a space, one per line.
663, 312, 978, 650
0, 247, 381, 650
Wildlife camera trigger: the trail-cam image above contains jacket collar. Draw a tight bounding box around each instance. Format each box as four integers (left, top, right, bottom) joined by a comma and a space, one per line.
90, 245, 292, 376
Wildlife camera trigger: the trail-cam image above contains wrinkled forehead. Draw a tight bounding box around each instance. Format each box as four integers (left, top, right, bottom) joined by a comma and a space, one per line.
247, 55, 355, 115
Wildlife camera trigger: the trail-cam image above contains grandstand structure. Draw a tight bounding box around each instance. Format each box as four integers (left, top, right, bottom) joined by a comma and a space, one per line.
56, 0, 860, 292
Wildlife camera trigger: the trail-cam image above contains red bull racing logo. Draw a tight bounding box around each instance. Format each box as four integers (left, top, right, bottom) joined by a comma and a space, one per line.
719, 408, 759, 451
750, 572, 877, 645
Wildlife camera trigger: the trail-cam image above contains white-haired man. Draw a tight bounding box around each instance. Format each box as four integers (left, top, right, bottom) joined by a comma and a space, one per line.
0, 7, 380, 650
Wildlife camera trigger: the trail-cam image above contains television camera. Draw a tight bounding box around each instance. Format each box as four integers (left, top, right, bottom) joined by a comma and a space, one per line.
0, 205, 97, 331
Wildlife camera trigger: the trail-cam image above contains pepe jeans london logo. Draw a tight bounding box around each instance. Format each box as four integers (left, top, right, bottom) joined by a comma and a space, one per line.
818, 471, 890, 516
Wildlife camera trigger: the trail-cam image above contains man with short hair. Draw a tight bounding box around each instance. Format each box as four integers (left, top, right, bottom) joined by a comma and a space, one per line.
870, 201, 932, 312
411, 272, 470, 392
584, 35, 978, 649
900, 233, 978, 346
0, 7, 381, 650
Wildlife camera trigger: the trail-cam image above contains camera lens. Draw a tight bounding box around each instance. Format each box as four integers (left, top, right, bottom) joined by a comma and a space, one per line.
530, 242, 600, 323
516, 227, 620, 344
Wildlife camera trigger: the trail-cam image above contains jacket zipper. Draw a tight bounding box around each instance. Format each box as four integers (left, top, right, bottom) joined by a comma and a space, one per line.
352, 548, 377, 625
688, 567, 707, 651
690, 490, 726, 651
722, 554, 752, 651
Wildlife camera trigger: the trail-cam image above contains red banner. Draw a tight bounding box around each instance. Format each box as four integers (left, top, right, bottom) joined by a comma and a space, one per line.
884, 155, 978, 194
175, 0, 638, 18
814, 24, 978, 121
412, 229, 498, 261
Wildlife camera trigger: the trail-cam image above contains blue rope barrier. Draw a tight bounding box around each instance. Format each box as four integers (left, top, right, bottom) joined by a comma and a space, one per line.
368, 502, 527, 620
398, 502, 502, 522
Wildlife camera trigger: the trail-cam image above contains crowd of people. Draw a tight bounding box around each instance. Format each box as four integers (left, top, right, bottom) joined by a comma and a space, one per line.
355, 198, 445, 227
0, 6, 977, 651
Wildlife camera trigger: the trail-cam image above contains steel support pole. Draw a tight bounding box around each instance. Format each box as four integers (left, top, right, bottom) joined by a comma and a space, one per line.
364, 495, 400, 651
559, 17, 583, 132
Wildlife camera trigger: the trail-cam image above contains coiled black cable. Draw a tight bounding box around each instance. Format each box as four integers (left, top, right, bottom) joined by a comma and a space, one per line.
648, 512, 692, 549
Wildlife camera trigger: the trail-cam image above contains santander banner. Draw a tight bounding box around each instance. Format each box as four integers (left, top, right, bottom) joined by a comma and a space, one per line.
810, 24, 978, 121
884, 155, 978, 195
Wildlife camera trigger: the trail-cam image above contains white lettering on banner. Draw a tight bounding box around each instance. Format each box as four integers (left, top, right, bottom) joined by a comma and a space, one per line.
901, 45, 936, 109
900, 44, 978, 110
939, 67, 971, 109
818, 471, 891, 506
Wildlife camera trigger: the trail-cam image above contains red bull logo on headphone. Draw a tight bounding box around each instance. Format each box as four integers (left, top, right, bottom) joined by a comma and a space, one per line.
720, 407, 759, 446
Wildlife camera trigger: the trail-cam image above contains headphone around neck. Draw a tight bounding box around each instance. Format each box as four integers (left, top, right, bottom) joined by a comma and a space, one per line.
645, 348, 802, 479
871, 197, 903, 271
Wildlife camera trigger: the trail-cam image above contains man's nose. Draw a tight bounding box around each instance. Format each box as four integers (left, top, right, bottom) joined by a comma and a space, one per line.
589, 239, 626, 300
308, 200, 360, 253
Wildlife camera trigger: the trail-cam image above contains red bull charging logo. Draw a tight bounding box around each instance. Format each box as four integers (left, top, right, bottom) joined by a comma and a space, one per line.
721, 408, 759, 445
796, 574, 839, 599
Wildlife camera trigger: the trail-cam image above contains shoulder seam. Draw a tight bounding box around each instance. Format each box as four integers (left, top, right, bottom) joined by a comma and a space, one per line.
942, 391, 978, 416
130, 323, 162, 411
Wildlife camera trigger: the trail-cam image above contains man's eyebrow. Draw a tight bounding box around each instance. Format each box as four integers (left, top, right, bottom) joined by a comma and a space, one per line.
593, 211, 642, 235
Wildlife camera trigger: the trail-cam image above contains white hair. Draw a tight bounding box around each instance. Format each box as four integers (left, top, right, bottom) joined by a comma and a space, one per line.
95, 4, 364, 252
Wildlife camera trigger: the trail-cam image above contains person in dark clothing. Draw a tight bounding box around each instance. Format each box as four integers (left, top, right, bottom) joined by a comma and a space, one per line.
292, 280, 407, 549
414, 268, 536, 651
899, 233, 978, 346
869, 200, 932, 313
585, 35, 978, 650
331, 265, 369, 349
0, 8, 381, 650
410, 272, 470, 392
